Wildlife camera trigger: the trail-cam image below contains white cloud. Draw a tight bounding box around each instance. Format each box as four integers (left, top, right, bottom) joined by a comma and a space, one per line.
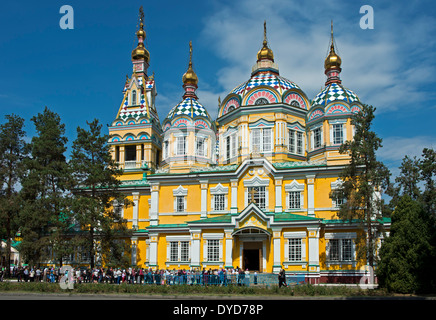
197, 0, 436, 114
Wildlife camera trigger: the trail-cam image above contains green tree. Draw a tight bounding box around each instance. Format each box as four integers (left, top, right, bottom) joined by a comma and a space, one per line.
69, 119, 131, 269
0, 114, 28, 276
419, 148, 436, 219
331, 104, 390, 271
377, 195, 433, 293
19, 107, 72, 267
386, 155, 421, 214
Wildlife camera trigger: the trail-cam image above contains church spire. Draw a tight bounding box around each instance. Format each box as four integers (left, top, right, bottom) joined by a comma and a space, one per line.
182, 41, 198, 99
257, 20, 274, 62
131, 6, 150, 76
324, 21, 342, 85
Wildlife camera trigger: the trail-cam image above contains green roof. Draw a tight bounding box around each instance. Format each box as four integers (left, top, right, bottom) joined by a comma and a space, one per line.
273, 212, 321, 222
188, 214, 233, 224
147, 223, 189, 229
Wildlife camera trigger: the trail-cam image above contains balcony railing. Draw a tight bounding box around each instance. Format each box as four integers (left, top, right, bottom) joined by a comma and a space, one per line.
123, 160, 149, 170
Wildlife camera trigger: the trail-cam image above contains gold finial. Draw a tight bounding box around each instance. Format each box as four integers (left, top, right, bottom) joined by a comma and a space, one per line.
257, 20, 274, 62
324, 20, 341, 71
218, 96, 221, 107
182, 40, 198, 86
132, 6, 150, 62
263, 20, 267, 45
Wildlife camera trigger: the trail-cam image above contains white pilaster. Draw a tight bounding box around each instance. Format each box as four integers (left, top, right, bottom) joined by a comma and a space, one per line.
150, 182, 159, 226
190, 231, 201, 268
272, 229, 282, 273
200, 180, 208, 219
149, 233, 158, 269
275, 177, 283, 212
224, 230, 233, 268
230, 179, 238, 214
306, 174, 316, 217
132, 192, 139, 228
307, 227, 320, 273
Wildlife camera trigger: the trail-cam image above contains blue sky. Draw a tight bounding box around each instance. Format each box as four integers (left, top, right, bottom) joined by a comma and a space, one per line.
0, 0, 435, 178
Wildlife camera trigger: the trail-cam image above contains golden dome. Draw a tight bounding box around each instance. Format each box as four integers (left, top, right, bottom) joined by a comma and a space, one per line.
132, 42, 150, 62
182, 41, 198, 86
257, 21, 274, 62
324, 44, 341, 71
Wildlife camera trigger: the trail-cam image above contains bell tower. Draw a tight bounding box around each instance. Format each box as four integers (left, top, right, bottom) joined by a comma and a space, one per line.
108, 7, 162, 177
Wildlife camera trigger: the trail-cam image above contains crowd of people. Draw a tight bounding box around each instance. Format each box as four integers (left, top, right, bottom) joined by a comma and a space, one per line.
1, 265, 262, 286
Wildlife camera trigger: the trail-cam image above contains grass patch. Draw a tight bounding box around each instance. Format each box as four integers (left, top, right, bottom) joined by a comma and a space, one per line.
0, 282, 389, 297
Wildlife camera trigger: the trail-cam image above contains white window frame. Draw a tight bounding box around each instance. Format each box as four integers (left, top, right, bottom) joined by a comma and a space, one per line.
202, 233, 224, 264
325, 232, 356, 266
250, 128, 272, 153
175, 135, 187, 156
244, 176, 270, 210
131, 90, 137, 106
285, 180, 304, 211
331, 179, 346, 208
210, 183, 229, 213
329, 120, 347, 146
173, 185, 188, 213
166, 236, 191, 263
283, 231, 307, 267
196, 136, 207, 157
312, 127, 322, 149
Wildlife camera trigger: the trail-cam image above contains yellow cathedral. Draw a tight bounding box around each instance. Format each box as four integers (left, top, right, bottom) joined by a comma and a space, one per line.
107, 9, 390, 284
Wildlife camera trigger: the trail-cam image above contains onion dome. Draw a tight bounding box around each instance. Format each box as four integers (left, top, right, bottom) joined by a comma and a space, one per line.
164, 41, 212, 122
166, 97, 211, 121
131, 7, 150, 63
311, 22, 359, 108
311, 82, 359, 107
257, 21, 274, 62
218, 21, 310, 117
324, 43, 341, 72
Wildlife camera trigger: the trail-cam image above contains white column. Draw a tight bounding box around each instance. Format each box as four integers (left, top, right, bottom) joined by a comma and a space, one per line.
273, 229, 282, 273
150, 182, 159, 226
275, 177, 283, 213
306, 175, 316, 217
190, 231, 201, 268
307, 227, 320, 283
132, 192, 139, 228
149, 233, 158, 269
230, 179, 238, 214
224, 230, 233, 268
200, 180, 208, 219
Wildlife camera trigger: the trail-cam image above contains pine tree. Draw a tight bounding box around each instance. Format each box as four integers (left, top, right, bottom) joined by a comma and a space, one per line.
0, 114, 28, 276
377, 195, 432, 293
387, 155, 421, 210
331, 104, 390, 271
69, 119, 131, 269
19, 107, 72, 267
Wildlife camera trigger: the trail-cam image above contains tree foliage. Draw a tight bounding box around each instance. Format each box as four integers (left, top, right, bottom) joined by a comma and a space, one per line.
19, 107, 72, 266
377, 194, 434, 293
69, 119, 132, 269
0, 114, 28, 275
331, 104, 390, 268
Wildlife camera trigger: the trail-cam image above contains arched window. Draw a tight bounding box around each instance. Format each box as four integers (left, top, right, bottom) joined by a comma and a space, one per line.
255, 98, 269, 105
132, 90, 137, 105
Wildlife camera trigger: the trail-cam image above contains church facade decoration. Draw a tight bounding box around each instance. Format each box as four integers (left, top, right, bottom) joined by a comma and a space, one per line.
105, 10, 389, 284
